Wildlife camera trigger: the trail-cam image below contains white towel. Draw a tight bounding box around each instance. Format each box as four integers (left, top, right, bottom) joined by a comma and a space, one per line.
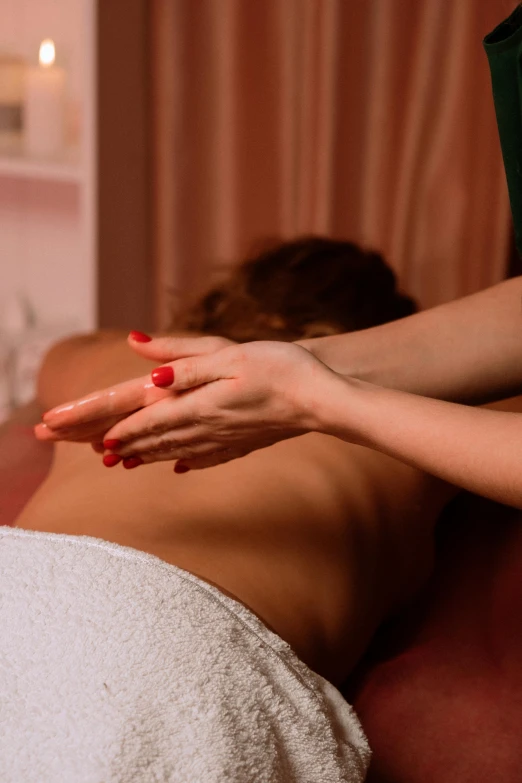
0, 526, 370, 782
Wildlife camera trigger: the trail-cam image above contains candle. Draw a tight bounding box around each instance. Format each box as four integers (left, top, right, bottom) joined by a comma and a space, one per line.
24, 40, 66, 158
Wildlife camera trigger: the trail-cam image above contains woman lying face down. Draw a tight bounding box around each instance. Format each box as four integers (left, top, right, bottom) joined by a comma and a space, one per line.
10, 238, 457, 780
19, 237, 452, 683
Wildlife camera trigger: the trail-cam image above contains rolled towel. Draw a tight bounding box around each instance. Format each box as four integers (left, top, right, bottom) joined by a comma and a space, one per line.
0, 526, 370, 782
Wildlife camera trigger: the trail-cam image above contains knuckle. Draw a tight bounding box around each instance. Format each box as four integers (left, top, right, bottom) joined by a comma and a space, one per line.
203, 335, 233, 352
228, 349, 248, 374
148, 440, 175, 455
182, 358, 200, 388
196, 399, 214, 422
175, 445, 198, 461
215, 337, 233, 350
143, 431, 180, 455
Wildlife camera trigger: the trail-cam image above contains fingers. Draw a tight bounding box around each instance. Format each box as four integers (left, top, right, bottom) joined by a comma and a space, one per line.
40, 333, 233, 431
102, 445, 246, 472
101, 422, 201, 459
105, 439, 229, 468
101, 394, 194, 446
41, 375, 170, 430
35, 414, 126, 444
173, 449, 246, 472
40, 335, 237, 440
34, 422, 56, 441
127, 333, 235, 363
150, 349, 240, 393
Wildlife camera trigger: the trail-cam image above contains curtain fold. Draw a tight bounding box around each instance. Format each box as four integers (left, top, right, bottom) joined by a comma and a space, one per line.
151, 0, 511, 328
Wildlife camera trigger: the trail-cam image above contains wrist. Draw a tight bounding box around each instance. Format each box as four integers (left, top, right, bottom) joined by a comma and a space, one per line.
294, 336, 331, 363
325, 376, 370, 442
299, 367, 368, 443
295, 334, 369, 380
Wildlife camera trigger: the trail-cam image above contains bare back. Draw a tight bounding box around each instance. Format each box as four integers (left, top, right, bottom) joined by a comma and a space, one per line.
15, 335, 456, 683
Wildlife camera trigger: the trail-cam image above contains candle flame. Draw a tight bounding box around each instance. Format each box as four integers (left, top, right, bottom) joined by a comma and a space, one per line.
39, 39, 56, 68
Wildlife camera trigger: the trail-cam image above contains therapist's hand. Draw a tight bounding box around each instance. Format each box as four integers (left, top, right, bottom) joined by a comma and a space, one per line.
97, 340, 335, 471
36, 333, 235, 449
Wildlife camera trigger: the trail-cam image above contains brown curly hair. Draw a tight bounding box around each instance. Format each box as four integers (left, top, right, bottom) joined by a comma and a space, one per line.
174, 237, 416, 343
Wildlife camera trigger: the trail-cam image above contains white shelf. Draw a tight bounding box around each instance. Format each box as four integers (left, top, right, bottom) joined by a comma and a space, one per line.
0, 148, 82, 184
1, 0, 97, 333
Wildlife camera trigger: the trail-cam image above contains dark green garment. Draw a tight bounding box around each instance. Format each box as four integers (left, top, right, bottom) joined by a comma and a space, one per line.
484, 5, 522, 253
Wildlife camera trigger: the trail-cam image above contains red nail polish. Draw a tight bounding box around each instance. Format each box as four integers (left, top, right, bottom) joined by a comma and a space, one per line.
174, 463, 190, 474
103, 439, 122, 451
103, 454, 122, 468
152, 366, 174, 387
123, 456, 144, 469
129, 330, 152, 343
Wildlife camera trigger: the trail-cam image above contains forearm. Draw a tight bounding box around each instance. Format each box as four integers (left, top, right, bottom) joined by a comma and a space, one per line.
316, 375, 522, 508
298, 277, 522, 404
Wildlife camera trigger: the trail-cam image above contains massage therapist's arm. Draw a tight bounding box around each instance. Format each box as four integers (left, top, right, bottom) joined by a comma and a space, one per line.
40, 275, 522, 421
40, 336, 522, 507
37, 276, 522, 441
108, 343, 522, 507
298, 276, 522, 404
319, 375, 522, 509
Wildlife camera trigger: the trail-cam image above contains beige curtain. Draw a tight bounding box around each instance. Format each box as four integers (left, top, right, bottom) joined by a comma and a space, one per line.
151, 0, 511, 329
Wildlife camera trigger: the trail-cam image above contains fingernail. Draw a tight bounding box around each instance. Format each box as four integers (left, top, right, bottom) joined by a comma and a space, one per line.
123, 456, 144, 469
129, 330, 152, 343
103, 454, 122, 467
103, 439, 122, 451
152, 366, 174, 388
174, 463, 190, 474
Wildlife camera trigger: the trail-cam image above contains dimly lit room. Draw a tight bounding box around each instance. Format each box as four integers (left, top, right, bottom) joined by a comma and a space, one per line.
1, 1, 522, 781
